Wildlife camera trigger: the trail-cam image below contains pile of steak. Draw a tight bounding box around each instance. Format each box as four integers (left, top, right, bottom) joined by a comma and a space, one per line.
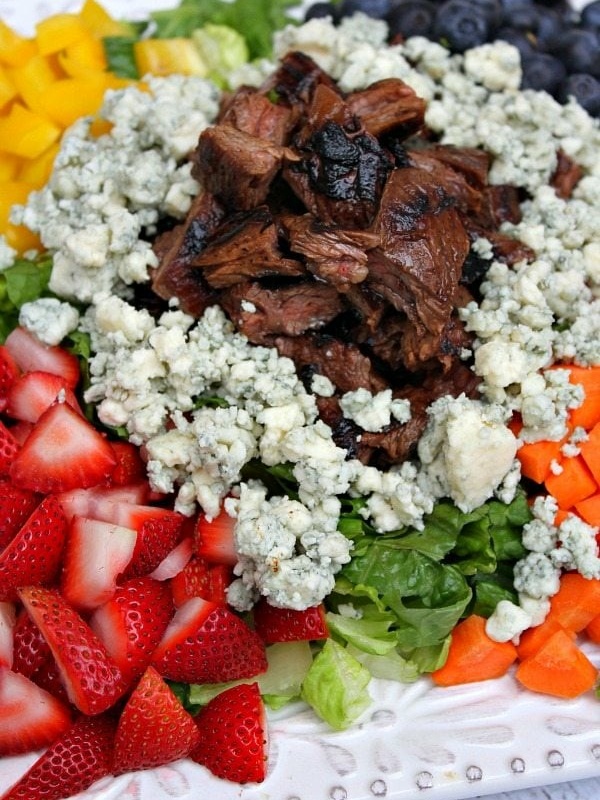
149, 52, 555, 468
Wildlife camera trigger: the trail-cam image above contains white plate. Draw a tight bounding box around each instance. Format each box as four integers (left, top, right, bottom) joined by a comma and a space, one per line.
1, 2, 599, 799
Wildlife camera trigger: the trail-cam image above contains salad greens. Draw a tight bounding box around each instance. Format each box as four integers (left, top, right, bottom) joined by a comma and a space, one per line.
0, 255, 52, 342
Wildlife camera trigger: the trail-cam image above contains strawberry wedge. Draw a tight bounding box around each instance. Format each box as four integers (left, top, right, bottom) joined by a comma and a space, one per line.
5, 370, 83, 423
10, 401, 117, 493
151, 596, 267, 684
18, 586, 127, 715
4, 327, 80, 388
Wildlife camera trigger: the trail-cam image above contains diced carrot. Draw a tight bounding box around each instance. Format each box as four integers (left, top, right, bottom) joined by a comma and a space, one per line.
516, 617, 575, 661
544, 454, 597, 510
554, 508, 570, 526
515, 629, 598, 699
546, 572, 600, 633
431, 615, 518, 687
567, 365, 600, 430
575, 493, 600, 527
580, 422, 600, 486
585, 613, 600, 644
517, 437, 566, 485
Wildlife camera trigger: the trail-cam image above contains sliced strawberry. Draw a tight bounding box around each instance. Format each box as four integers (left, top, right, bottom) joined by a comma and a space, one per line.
195, 507, 238, 565
207, 563, 233, 604
0, 713, 117, 800
112, 665, 200, 775
0, 602, 16, 669
5, 370, 83, 423
90, 577, 173, 685
253, 600, 329, 643
0, 420, 20, 476
30, 654, 71, 706
106, 440, 147, 486
55, 482, 151, 522
122, 506, 187, 578
0, 344, 20, 412
190, 682, 267, 784
0, 495, 68, 602
7, 420, 33, 445
12, 608, 51, 678
149, 536, 193, 581
18, 585, 127, 715
0, 479, 40, 552
10, 401, 117, 493
60, 516, 137, 611
0, 667, 72, 756
171, 557, 233, 606
4, 326, 80, 388
151, 596, 267, 684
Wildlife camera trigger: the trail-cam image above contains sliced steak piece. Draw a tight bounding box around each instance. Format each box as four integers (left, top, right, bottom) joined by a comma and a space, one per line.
407, 149, 484, 216
218, 86, 294, 144
259, 50, 341, 108
192, 124, 298, 210
221, 280, 344, 343
474, 184, 523, 228
550, 148, 583, 199
150, 191, 224, 315
274, 332, 387, 394
190, 207, 305, 288
346, 78, 426, 139
280, 213, 380, 289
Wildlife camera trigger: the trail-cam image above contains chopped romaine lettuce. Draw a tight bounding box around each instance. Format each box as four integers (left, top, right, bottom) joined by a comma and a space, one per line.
0, 255, 53, 342
192, 24, 249, 87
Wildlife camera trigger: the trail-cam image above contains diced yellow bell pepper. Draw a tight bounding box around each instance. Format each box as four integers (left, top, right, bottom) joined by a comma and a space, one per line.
0, 65, 17, 110
134, 39, 208, 77
36, 74, 109, 128
8, 54, 63, 116
18, 142, 59, 186
35, 13, 89, 56
0, 21, 37, 67
0, 152, 22, 180
58, 34, 107, 77
89, 117, 113, 137
80, 0, 134, 37
0, 181, 42, 252
0, 103, 61, 159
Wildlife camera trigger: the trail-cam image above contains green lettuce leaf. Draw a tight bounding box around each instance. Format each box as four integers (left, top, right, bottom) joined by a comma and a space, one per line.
0, 256, 53, 342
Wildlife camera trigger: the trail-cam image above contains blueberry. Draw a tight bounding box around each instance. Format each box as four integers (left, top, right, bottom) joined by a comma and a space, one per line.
493, 26, 536, 59
558, 73, 600, 117
533, 8, 568, 52
433, 0, 491, 52
470, 0, 503, 31
581, 0, 600, 35
557, 29, 600, 79
338, 0, 392, 18
521, 53, 567, 95
305, 2, 340, 21
502, 2, 540, 33
387, 0, 436, 38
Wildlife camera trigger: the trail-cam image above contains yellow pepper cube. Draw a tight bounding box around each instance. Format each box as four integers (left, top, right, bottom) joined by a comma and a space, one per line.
0, 21, 37, 67
134, 39, 208, 77
0, 181, 42, 252
0, 152, 23, 180
18, 142, 59, 187
59, 35, 107, 77
0, 65, 17, 110
38, 75, 109, 128
80, 0, 134, 37
35, 13, 89, 56
8, 54, 63, 116
0, 103, 61, 159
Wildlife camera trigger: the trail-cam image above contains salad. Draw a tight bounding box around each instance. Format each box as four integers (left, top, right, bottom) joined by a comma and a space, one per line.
0, 0, 600, 799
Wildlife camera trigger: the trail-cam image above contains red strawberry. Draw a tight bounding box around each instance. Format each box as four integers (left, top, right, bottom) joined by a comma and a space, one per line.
55, 482, 151, 522
0, 420, 20, 476
0, 713, 117, 800
195, 507, 238, 565
122, 506, 187, 578
4, 326, 80, 388
5, 370, 83, 423
90, 577, 173, 684
7, 420, 33, 445
190, 682, 267, 784
106, 440, 147, 486
30, 654, 71, 706
0, 495, 68, 602
171, 558, 234, 606
148, 536, 193, 581
0, 479, 40, 552
0, 667, 72, 756
12, 608, 51, 678
151, 596, 267, 684
18, 585, 127, 715
0, 344, 19, 412
60, 516, 137, 611
0, 602, 16, 668
9, 401, 117, 493
253, 600, 329, 643
112, 666, 200, 775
